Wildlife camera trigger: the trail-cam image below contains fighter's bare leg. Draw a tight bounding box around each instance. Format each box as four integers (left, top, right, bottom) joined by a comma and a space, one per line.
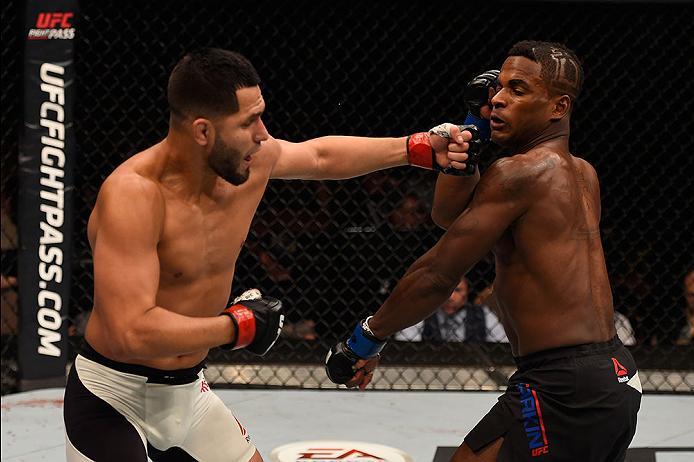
248, 449, 264, 462
450, 438, 503, 462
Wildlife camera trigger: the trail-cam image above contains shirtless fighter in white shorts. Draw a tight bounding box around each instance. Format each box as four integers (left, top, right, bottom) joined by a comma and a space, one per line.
63, 48, 481, 461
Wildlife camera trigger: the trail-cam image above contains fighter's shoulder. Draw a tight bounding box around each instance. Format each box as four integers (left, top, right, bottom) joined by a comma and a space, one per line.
571, 155, 599, 181
98, 164, 164, 210
480, 152, 554, 194
486, 155, 527, 174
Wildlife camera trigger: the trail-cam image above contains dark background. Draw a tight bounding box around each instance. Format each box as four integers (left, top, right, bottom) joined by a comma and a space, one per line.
2, 0, 693, 393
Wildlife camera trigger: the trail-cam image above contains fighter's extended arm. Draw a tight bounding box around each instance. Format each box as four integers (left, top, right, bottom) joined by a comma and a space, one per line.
269, 124, 478, 180
270, 136, 407, 180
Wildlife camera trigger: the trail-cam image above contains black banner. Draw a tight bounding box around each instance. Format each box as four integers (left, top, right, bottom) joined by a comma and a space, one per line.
18, 0, 77, 389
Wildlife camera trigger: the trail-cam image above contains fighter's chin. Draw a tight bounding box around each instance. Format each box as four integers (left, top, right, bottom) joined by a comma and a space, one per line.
491, 130, 513, 148
220, 167, 251, 186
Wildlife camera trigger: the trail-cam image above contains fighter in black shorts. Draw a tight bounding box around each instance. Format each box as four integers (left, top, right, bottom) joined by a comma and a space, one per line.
325, 41, 641, 461
466, 337, 640, 460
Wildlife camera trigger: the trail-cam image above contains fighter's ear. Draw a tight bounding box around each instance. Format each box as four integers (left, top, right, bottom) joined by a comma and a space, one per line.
192, 118, 214, 147
550, 95, 571, 121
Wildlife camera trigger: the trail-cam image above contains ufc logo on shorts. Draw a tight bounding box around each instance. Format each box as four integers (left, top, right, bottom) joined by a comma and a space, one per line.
36, 12, 74, 29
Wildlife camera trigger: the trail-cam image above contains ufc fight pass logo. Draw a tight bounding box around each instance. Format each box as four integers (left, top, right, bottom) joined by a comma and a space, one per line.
28, 12, 76, 40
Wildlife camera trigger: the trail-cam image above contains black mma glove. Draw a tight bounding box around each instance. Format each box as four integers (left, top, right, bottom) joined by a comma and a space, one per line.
325, 316, 386, 384
220, 289, 284, 356
463, 69, 499, 142
408, 123, 481, 176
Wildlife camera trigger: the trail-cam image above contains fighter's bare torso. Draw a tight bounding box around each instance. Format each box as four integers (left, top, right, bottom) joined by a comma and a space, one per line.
489, 147, 615, 356
85, 139, 278, 369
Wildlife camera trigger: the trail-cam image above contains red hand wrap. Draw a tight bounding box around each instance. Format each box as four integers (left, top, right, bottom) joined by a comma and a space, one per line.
407, 132, 434, 170
225, 305, 256, 349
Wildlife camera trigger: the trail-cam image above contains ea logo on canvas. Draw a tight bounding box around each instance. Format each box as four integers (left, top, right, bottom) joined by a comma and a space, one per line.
270, 440, 413, 462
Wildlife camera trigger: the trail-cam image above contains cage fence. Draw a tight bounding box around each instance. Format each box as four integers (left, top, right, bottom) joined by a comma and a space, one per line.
2, 0, 693, 395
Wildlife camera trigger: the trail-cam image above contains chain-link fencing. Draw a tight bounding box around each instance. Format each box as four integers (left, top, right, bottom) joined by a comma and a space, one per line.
2, 0, 693, 394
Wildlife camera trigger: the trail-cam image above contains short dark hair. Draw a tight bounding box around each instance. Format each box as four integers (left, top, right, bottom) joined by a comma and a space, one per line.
508, 41, 583, 100
167, 48, 261, 121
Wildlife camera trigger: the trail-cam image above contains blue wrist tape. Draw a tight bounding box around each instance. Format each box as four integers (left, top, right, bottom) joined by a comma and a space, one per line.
346, 320, 386, 358
464, 112, 491, 142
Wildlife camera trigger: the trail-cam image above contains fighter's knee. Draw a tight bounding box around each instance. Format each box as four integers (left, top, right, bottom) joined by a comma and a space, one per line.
450, 442, 476, 462
450, 438, 503, 462
247, 449, 264, 462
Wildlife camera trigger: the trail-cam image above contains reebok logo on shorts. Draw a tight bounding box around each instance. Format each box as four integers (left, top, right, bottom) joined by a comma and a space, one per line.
518, 384, 550, 457
612, 357, 629, 383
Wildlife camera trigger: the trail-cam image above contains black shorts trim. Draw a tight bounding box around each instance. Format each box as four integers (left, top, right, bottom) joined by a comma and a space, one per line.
80, 341, 205, 385
514, 336, 623, 370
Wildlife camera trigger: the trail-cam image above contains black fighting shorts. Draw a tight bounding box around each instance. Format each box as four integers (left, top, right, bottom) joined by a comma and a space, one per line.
465, 336, 641, 461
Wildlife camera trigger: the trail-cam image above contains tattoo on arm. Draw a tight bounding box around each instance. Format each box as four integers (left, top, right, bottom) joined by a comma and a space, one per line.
541, 158, 557, 170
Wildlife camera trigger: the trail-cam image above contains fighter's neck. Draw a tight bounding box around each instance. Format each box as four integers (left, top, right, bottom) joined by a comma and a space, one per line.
159, 135, 219, 200
514, 125, 570, 155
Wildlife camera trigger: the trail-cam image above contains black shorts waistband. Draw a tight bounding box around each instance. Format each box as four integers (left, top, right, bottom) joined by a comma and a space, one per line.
514, 336, 623, 370
79, 341, 205, 385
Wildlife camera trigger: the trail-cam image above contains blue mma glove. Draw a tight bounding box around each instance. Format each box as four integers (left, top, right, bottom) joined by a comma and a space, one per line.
325, 316, 386, 384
